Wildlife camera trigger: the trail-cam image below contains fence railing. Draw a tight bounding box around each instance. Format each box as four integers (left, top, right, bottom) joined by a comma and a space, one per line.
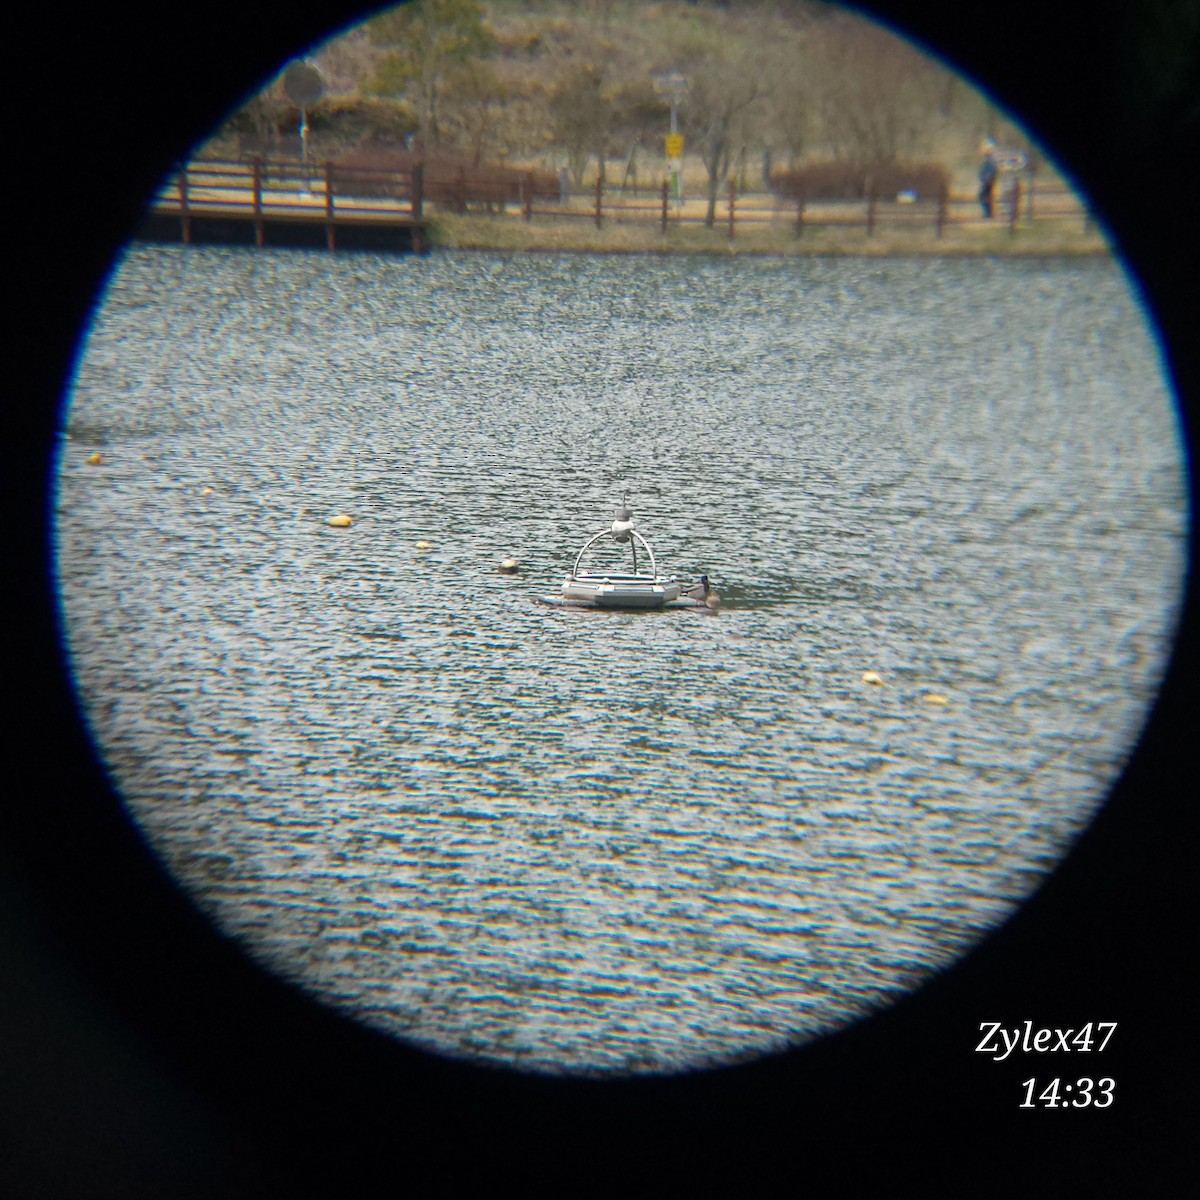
153, 158, 425, 222
524, 177, 1090, 238
155, 157, 566, 218
154, 159, 1092, 242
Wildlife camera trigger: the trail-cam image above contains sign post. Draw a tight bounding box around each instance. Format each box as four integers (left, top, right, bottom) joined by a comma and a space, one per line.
283, 60, 325, 195
664, 132, 683, 199
652, 71, 689, 206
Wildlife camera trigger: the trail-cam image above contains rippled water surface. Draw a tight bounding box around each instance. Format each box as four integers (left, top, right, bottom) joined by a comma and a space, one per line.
55, 246, 1187, 1074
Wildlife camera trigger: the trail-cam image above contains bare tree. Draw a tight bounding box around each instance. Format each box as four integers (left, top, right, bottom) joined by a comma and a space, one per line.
368, 0, 495, 150
755, 19, 811, 175
531, 10, 625, 187
440, 60, 510, 165
551, 62, 614, 187
675, 33, 765, 226
765, 67, 808, 169
802, 11, 936, 164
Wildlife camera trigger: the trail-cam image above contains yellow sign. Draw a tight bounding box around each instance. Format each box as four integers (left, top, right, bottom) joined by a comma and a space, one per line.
665, 133, 683, 160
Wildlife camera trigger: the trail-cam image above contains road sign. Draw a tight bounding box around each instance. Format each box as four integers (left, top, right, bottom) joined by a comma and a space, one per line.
652, 71, 689, 97
284, 60, 325, 107
665, 133, 683, 160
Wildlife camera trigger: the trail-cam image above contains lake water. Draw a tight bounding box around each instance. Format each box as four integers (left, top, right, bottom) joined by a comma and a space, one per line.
54, 245, 1188, 1075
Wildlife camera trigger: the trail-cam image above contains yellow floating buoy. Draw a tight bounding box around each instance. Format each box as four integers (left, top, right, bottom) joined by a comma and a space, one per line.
415, 540, 431, 550
923, 692, 950, 706
328, 514, 352, 528
861, 671, 883, 686
200, 486, 215, 497
85, 452, 102, 466
499, 558, 519, 574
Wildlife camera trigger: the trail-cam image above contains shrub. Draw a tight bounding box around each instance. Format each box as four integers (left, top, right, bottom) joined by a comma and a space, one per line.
771, 159, 949, 201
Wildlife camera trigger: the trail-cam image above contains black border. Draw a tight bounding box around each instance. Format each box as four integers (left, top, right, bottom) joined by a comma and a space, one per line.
6, 1, 1197, 1192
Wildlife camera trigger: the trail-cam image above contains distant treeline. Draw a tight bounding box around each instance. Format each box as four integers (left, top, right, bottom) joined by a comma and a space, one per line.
213, 1, 1024, 223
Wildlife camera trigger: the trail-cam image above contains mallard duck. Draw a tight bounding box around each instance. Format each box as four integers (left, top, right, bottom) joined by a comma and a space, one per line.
687, 574, 721, 609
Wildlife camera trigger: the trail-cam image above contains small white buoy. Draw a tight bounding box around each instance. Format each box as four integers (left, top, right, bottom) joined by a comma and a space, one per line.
328, 514, 352, 528
415, 540, 431, 550
610, 496, 635, 543
923, 692, 949, 706
861, 671, 883, 686
499, 558, 519, 574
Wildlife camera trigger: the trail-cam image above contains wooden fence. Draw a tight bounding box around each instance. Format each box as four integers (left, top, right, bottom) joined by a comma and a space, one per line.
330, 151, 560, 212
149, 158, 1092, 252
157, 157, 423, 217
149, 157, 429, 251
155, 157, 568, 229
526, 175, 1090, 239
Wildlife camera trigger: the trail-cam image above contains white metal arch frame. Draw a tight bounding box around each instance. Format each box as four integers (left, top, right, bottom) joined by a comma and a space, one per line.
571, 527, 659, 579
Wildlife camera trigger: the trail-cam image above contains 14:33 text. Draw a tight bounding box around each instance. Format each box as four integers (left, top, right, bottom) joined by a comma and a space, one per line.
1020, 1078, 1115, 1108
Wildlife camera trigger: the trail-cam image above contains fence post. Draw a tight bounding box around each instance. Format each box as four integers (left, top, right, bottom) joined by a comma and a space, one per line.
324, 162, 336, 251
1008, 178, 1021, 235
522, 172, 533, 221
252, 156, 264, 247
594, 174, 603, 228
866, 187, 877, 236
410, 162, 425, 254
411, 161, 424, 220
935, 184, 947, 238
178, 164, 191, 245
727, 180, 736, 239
794, 193, 805, 238
661, 179, 669, 233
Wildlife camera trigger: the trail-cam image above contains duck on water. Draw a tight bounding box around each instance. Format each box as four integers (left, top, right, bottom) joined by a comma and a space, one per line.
686, 573, 721, 611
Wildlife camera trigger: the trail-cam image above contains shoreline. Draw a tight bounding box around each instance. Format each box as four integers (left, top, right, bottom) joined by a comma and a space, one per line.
429, 240, 1114, 259
424, 213, 1112, 258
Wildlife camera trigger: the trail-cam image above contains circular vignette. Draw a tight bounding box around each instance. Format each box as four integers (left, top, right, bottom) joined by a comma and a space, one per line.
9, 0, 1199, 1193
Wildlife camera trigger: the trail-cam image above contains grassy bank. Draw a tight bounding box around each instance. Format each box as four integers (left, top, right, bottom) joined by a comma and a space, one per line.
425, 212, 1111, 257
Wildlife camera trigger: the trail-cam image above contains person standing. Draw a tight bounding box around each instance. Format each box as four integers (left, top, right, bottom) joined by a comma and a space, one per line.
978, 140, 998, 218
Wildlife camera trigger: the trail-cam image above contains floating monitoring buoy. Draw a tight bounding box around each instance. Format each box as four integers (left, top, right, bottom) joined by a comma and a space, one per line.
861, 671, 883, 686
415, 540, 431, 550
923, 692, 950, 706
328, 514, 352, 528
200, 486, 215, 497
558, 499, 682, 608
85, 452, 102, 466
539, 499, 709, 611
499, 558, 519, 574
